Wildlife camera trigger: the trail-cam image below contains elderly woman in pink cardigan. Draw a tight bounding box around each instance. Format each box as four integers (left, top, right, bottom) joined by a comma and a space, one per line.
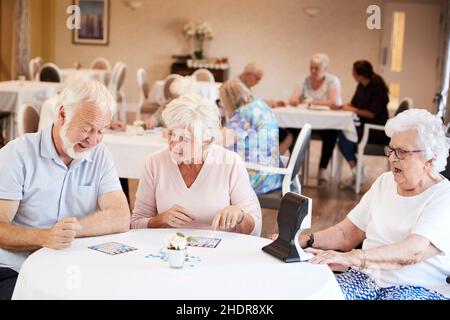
131, 93, 262, 236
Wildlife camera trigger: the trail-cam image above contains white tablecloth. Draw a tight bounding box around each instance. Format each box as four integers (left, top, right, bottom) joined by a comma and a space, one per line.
149, 80, 220, 105
12, 229, 344, 300
273, 105, 358, 142
0, 81, 60, 137
0, 81, 60, 113
102, 127, 167, 179
60, 68, 109, 85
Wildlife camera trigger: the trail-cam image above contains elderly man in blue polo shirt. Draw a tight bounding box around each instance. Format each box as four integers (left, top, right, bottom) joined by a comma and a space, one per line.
0, 79, 130, 299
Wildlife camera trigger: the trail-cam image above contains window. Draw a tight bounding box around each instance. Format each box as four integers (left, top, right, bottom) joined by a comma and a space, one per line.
390, 11, 406, 72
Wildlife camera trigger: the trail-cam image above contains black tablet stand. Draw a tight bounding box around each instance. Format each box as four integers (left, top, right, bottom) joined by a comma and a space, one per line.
262, 192, 311, 263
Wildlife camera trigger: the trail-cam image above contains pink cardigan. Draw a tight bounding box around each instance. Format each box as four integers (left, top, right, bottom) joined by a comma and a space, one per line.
131, 144, 262, 236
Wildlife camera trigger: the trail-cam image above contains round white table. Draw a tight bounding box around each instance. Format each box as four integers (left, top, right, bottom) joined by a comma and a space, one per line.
12, 229, 344, 300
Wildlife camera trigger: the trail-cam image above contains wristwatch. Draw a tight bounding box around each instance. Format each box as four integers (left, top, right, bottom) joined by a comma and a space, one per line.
306, 233, 314, 248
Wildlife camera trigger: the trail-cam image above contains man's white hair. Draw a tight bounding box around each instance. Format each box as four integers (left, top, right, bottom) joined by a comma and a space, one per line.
242, 62, 263, 75
56, 77, 116, 122
311, 53, 330, 69
385, 108, 450, 172
162, 93, 221, 140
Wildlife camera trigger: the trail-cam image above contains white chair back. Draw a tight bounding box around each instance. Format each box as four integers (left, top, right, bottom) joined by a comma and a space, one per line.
37, 95, 59, 132
38, 63, 62, 83
109, 62, 127, 121
137, 68, 149, 103
162, 74, 183, 102
17, 104, 40, 136
28, 58, 42, 80
90, 57, 111, 70
192, 68, 215, 82
282, 123, 312, 195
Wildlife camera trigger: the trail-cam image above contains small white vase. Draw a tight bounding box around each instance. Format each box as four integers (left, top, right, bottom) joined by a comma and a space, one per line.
167, 249, 186, 269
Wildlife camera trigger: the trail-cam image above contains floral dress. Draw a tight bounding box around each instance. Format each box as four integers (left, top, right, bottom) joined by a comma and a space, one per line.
225, 98, 282, 194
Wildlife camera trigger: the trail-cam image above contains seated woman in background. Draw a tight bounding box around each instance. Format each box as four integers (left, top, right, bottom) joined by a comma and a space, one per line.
333, 60, 390, 187
145, 75, 198, 129
298, 109, 450, 300
131, 93, 262, 236
285, 53, 342, 184
219, 79, 282, 195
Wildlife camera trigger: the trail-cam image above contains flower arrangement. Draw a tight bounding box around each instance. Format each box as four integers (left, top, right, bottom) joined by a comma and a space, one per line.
183, 21, 213, 59
165, 232, 191, 250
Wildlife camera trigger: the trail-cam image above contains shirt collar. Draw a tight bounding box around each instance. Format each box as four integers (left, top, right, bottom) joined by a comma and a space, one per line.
40, 125, 93, 163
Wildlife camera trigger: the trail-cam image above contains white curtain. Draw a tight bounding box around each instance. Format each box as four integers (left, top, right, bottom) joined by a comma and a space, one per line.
13, 0, 30, 80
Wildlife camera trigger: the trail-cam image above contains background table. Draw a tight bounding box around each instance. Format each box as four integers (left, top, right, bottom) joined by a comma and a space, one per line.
12, 229, 344, 300
60, 68, 110, 85
102, 127, 167, 179
0, 81, 60, 138
273, 105, 358, 183
273, 105, 357, 143
148, 80, 220, 105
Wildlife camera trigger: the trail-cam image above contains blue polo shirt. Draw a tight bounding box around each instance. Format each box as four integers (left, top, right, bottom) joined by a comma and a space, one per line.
0, 125, 122, 272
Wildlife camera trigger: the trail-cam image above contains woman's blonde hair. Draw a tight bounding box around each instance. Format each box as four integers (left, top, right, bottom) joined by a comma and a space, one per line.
219, 79, 254, 116
311, 53, 330, 69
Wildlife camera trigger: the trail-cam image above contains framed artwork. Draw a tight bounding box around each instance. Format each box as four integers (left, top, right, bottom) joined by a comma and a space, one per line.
72, 0, 109, 45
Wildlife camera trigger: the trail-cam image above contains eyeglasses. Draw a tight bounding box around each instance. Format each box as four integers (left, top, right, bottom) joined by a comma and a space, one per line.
384, 146, 423, 160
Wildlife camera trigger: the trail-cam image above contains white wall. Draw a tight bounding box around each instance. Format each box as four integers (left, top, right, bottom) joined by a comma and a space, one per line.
53, 0, 382, 105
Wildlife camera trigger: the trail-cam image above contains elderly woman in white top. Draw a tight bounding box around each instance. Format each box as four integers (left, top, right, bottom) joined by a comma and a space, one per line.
283, 53, 342, 184
298, 109, 450, 300
131, 93, 262, 236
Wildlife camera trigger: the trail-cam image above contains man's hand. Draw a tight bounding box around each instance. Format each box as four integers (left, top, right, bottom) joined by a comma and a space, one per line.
41, 217, 82, 249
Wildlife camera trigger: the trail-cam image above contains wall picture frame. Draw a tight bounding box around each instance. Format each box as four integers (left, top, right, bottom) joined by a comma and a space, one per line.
72, 0, 109, 45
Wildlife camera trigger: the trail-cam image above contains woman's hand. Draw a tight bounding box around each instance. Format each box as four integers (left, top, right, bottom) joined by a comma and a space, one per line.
329, 104, 343, 110
289, 97, 300, 106
305, 248, 362, 268
341, 104, 354, 112
145, 117, 154, 129
155, 205, 195, 228
211, 206, 244, 231
110, 120, 127, 132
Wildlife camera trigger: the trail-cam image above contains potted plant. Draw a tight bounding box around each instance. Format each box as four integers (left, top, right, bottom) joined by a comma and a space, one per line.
164, 232, 190, 268
183, 21, 213, 60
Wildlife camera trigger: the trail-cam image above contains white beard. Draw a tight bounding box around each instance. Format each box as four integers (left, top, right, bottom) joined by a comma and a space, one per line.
60, 122, 91, 160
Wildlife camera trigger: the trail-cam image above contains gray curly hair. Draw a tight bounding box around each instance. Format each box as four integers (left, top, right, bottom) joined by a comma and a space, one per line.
385, 108, 450, 172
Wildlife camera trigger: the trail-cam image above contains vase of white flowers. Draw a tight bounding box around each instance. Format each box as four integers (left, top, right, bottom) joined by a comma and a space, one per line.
183, 21, 213, 60
165, 232, 189, 269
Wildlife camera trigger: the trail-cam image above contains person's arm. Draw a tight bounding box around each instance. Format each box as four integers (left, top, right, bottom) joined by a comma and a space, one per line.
225, 156, 262, 236
0, 200, 82, 250
288, 88, 302, 106
0, 200, 42, 251
76, 191, 130, 237
299, 217, 365, 251
131, 156, 158, 229
307, 234, 441, 270
342, 104, 375, 119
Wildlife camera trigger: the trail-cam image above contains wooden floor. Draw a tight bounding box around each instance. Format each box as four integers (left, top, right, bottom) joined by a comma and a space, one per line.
127, 140, 389, 238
